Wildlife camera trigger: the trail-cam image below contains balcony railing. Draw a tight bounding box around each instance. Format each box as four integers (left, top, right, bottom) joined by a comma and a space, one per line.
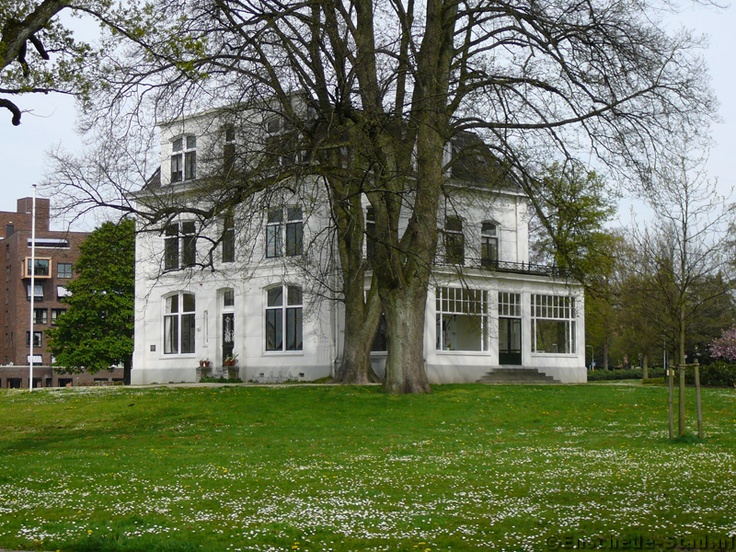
436, 257, 572, 278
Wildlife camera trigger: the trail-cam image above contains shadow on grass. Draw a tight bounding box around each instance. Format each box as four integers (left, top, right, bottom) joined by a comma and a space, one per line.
668, 432, 706, 445
65, 535, 202, 552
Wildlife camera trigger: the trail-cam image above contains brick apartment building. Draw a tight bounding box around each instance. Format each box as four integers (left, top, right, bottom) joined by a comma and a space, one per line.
0, 197, 124, 388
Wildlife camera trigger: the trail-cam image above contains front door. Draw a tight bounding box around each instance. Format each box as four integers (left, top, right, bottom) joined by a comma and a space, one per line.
499, 317, 522, 365
222, 313, 235, 362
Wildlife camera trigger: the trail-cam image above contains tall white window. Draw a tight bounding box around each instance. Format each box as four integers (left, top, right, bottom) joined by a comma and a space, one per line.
481, 222, 498, 267
266, 206, 303, 258
171, 135, 197, 183
366, 206, 377, 262
222, 215, 235, 263
164, 293, 196, 354
436, 287, 488, 351
224, 125, 236, 176
531, 294, 576, 354
444, 216, 465, 265
164, 221, 197, 270
265, 285, 303, 352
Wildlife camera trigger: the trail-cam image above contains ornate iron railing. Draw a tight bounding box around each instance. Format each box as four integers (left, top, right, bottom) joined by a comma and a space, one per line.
436, 257, 572, 278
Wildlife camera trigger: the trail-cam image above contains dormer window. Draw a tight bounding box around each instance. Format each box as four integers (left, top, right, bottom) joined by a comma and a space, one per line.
171, 135, 197, 183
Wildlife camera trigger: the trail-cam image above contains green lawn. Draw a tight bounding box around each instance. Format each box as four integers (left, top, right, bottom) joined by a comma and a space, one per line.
0, 383, 734, 551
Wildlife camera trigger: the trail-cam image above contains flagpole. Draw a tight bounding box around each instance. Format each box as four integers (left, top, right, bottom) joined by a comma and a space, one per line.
29, 186, 36, 390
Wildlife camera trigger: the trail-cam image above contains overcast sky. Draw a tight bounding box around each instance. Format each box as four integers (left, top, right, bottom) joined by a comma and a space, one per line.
1, 3, 734, 231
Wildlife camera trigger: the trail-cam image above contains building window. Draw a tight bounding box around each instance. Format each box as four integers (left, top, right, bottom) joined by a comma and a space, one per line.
171, 135, 197, 183
56, 286, 71, 300
224, 125, 236, 176
498, 292, 522, 365
436, 287, 488, 351
26, 284, 43, 301
164, 221, 197, 270
481, 222, 498, 267
57, 262, 73, 278
531, 294, 577, 354
34, 308, 48, 325
23, 257, 51, 278
223, 289, 235, 307
51, 308, 66, 325
26, 331, 42, 348
371, 314, 387, 352
444, 216, 464, 265
164, 293, 196, 354
366, 207, 377, 262
222, 215, 235, 263
266, 206, 303, 258
265, 285, 303, 352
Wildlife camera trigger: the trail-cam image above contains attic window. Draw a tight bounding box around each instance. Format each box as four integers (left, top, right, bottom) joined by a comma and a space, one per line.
171, 135, 197, 183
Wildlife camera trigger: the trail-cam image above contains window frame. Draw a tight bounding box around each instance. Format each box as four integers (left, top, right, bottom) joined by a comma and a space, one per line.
435, 286, 488, 352
222, 215, 235, 263
164, 221, 197, 271
531, 294, 577, 354
26, 283, 43, 301
57, 262, 73, 279
444, 216, 465, 265
366, 206, 377, 262
23, 257, 51, 278
33, 308, 48, 325
163, 292, 196, 355
481, 221, 499, 267
265, 206, 303, 259
26, 330, 43, 348
170, 135, 197, 183
265, 284, 303, 353
51, 308, 66, 325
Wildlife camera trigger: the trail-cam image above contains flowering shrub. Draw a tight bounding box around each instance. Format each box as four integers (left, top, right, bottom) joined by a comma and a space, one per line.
709, 325, 736, 361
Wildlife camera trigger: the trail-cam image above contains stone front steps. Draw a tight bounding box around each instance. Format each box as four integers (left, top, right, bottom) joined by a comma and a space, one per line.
479, 367, 559, 384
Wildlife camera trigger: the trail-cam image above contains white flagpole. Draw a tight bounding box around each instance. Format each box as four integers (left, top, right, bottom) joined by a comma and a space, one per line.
29, 186, 36, 390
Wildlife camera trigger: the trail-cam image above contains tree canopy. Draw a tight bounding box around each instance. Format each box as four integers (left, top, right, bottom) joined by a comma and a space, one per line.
46, 219, 135, 380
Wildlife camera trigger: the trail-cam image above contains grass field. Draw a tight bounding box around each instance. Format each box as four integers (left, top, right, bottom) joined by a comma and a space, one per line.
0, 383, 734, 551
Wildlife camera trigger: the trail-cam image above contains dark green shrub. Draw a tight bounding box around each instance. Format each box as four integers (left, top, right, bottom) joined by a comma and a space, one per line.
587, 367, 665, 382
685, 362, 736, 387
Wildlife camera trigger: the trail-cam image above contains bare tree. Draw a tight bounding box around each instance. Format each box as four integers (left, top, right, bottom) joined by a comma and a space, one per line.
50, 0, 717, 392
635, 144, 734, 367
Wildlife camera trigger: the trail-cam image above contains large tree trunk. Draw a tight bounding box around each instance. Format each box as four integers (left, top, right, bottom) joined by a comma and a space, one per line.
381, 280, 432, 394
335, 284, 382, 384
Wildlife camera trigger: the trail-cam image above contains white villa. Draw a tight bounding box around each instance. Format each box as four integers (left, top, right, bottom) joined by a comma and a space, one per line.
131, 106, 586, 385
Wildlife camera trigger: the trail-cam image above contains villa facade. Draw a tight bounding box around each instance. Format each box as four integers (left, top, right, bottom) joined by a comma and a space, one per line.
131, 106, 586, 385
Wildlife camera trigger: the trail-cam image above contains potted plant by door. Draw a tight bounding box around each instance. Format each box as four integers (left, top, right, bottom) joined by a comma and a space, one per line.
224, 354, 239, 379
197, 359, 212, 380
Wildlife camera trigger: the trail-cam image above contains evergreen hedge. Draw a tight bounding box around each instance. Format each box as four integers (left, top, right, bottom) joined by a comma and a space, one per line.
587, 363, 736, 387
